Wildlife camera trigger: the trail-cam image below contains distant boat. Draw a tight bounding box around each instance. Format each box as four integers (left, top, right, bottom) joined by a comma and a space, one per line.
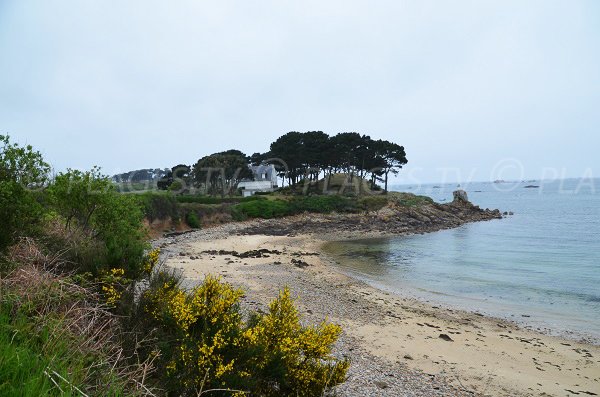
524, 185, 540, 188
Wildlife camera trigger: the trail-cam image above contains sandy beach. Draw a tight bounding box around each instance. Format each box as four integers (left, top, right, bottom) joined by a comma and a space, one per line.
156, 219, 600, 397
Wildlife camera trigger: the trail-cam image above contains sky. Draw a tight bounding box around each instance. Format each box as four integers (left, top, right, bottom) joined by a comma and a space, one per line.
0, 0, 598, 184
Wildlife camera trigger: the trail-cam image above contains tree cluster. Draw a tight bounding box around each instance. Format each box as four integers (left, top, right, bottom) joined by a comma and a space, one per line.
252, 131, 407, 192
191, 150, 253, 196
112, 168, 168, 184
155, 131, 406, 195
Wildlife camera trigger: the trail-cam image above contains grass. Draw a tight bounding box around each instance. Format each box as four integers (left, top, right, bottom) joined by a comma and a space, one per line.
0, 294, 130, 397
0, 306, 90, 396
0, 238, 156, 396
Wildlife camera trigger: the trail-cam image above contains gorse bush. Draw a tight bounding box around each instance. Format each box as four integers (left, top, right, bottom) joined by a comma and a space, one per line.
240, 288, 349, 396
141, 274, 349, 396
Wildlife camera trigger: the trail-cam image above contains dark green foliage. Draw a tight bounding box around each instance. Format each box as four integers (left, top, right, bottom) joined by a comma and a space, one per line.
176, 194, 265, 204
192, 150, 253, 196
289, 195, 358, 214
113, 168, 167, 184
47, 168, 148, 277
232, 199, 291, 220
137, 191, 179, 221
258, 131, 407, 192
231, 195, 360, 220
185, 212, 201, 229
157, 164, 192, 191
0, 135, 50, 251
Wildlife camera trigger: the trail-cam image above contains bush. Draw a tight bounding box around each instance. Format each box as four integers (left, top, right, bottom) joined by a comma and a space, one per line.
231, 195, 362, 220
47, 168, 148, 278
0, 135, 50, 252
185, 212, 201, 229
137, 191, 179, 222
231, 199, 291, 220
176, 195, 265, 204
289, 195, 358, 214
140, 274, 348, 396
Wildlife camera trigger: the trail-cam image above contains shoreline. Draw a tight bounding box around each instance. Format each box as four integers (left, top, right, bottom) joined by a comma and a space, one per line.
321, 239, 600, 346
156, 215, 600, 396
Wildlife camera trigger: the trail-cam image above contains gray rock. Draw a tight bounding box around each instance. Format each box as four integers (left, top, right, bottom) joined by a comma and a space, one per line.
452, 190, 469, 203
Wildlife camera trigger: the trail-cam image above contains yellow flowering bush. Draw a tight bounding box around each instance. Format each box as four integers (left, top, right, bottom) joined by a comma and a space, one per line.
239, 288, 349, 396
141, 274, 348, 396
142, 247, 160, 274
99, 267, 128, 308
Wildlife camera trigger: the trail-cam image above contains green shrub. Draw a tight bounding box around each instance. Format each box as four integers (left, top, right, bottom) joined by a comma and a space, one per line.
137, 191, 179, 222
0, 135, 50, 252
168, 180, 183, 192
289, 195, 358, 214
231, 195, 362, 220
185, 212, 201, 229
47, 168, 148, 278
231, 199, 291, 220
176, 194, 265, 204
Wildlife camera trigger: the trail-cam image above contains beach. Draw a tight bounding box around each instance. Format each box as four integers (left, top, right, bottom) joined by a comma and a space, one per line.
157, 216, 600, 397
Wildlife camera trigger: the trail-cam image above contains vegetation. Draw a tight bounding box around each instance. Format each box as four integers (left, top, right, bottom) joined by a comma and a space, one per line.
0, 259, 136, 396
0, 135, 349, 396
192, 150, 253, 196
139, 273, 348, 396
47, 167, 148, 277
231, 195, 361, 220
0, 135, 50, 251
128, 130, 407, 197
113, 168, 168, 184
158, 164, 191, 191
185, 212, 201, 229
252, 131, 407, 192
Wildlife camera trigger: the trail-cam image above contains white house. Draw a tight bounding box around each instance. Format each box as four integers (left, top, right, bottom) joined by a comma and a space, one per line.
238, 164, 278, 197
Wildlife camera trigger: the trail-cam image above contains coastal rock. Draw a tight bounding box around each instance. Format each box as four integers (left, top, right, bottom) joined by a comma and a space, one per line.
452, 189, 469, 204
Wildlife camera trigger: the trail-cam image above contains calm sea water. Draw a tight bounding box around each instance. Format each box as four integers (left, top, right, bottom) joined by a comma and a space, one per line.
323, 178, 600, 341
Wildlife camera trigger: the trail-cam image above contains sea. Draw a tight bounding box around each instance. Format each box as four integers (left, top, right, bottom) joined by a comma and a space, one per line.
322, 178, 600, 342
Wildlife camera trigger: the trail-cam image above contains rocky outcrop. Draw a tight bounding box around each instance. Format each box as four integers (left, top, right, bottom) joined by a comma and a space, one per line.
238, 193, 502, 237
452, 189, 469, 203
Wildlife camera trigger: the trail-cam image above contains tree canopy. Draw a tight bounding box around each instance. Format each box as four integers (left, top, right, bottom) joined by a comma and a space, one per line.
192, 150, 253, 196
256, 131, 407, 192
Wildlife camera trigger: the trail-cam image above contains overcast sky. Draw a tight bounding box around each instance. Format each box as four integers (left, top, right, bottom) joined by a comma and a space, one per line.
1, 0, 598, 184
